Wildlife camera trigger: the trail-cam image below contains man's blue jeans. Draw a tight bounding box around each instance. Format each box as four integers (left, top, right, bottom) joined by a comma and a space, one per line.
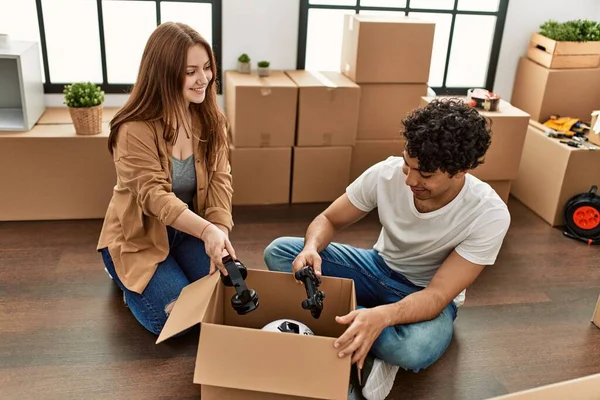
263, 237, 458, 373
100, 226, 210, 336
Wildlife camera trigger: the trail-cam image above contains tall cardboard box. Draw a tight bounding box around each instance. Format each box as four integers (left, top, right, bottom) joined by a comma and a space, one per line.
420, 97, 530, 181
340, 14, 435, 83
157, 269, 357, 399
358, 84, 428, 140
511, 57, 600, 123
292, 147, 352, 203
285, 70, 360, 147
224, 70, 298, 148
511, 121, 600, 227
230, 147, 292, 205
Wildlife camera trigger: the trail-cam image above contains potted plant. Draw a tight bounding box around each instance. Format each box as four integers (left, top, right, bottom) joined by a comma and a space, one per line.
257, 60, 270, 77
528, 19, 600, 69
237, 53, 251, 74
63, 82, 105, 135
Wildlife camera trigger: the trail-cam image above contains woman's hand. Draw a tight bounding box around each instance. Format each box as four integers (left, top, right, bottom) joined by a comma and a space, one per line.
201, 224, 237, 276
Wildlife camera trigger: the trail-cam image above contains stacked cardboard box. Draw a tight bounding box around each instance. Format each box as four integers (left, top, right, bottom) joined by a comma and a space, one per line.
224, 70, 297, 205
285, 70, 360, 203
420, 97, 530, 204
511, 33, 600, 123
339, 14, 435, 181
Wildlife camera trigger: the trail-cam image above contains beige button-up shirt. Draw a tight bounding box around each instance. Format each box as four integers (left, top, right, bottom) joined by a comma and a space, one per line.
97, 120, 233, 294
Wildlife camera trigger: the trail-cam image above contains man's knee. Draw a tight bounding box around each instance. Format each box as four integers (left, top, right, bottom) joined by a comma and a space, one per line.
373, 322, 453, 372
263, 237, 301, 272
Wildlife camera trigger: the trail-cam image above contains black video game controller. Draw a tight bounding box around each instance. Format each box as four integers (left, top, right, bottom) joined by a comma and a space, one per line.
294, 265, 325, 319
220, 255, 259, 315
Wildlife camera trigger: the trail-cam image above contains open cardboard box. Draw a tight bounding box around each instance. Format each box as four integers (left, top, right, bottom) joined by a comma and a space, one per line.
157, 268, 357, 399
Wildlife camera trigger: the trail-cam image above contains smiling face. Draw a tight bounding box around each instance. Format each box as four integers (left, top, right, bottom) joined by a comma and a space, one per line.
402, 150, 465, 203
183, 44, 213, 105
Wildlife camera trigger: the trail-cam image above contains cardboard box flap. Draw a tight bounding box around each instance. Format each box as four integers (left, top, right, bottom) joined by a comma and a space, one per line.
353, 14, 431, 25
488, 372, 600, 399
227, 70, 296, 88
195, 323, 350, 399
286, 70, 359, 89
592, 295, 600, 328
156, 273, 220, 344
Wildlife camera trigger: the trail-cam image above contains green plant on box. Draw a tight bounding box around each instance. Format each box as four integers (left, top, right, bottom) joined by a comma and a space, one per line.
257, 60, 270, 68
63, 82, 105, 108
539, 19, 600, 42
238, 53, 250, 63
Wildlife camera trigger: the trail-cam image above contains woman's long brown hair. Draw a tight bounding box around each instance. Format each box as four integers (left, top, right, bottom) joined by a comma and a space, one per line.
108, 22, 227, 166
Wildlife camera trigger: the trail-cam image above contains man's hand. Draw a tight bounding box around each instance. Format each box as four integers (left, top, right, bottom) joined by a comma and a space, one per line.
291, 248, 322, 280
334, 307, 390, 369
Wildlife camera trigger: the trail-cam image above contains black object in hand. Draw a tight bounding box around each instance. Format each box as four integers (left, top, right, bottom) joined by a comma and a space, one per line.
294, 266, 325, 319
220, 255, 259, 315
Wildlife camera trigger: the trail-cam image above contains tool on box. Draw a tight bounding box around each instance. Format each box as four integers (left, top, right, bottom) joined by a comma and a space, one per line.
220, 255, 259, 315
563, 186, 600, 246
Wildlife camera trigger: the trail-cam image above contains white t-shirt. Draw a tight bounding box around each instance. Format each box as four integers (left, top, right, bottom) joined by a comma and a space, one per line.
346, 156, 511, 306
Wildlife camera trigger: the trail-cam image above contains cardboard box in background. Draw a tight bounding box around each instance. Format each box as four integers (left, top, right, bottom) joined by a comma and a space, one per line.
358, 83, 427, 140
486, 180, 512, 204
224, 70, 298, 148
340, 14, 435, 83
487, 372, 600, 400
350, 139, 405, 181
157, 269, 357, 400
420, 97, 530, 181
292, 146, 352, 203
510, 121, 600, 227
511, 57, 600, 123
285, 70, 361, 147
230, 147, 291, 205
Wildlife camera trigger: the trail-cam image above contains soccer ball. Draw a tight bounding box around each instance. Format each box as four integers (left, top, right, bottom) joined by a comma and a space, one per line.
261, 319, 314, 336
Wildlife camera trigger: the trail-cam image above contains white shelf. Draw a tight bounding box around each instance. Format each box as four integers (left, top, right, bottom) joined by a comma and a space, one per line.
0, 109, 25, 130
0, 40, 45, 131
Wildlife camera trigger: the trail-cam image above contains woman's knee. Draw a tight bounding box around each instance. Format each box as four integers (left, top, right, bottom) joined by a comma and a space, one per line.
263, 237, 303, 272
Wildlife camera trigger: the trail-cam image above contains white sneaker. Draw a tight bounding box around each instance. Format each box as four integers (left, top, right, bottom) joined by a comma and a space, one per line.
360, 356, 399, 400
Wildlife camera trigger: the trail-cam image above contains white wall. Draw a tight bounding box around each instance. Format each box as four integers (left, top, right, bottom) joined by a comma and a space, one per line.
40, 0, 597, 107
494, 0, 600, 102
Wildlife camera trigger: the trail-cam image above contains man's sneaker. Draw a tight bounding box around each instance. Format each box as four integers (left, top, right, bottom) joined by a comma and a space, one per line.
350, 354, 399, 400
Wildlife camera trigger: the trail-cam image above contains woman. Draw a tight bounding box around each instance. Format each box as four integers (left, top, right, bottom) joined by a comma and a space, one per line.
97, 22, 236, 336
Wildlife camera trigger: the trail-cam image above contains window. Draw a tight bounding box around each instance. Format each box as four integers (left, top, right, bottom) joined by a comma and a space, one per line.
3, 0, 221, 94
297, 0, 509, 94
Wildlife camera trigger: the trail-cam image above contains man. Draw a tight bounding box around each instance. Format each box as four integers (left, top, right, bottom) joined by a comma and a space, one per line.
263, 98, 511, 400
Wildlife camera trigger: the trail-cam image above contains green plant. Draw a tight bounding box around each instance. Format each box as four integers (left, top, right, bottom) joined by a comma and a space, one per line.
539, 19, 600, 42
63, 82, 105, 108
258, 60, 270, 68
238, 53, 250, 63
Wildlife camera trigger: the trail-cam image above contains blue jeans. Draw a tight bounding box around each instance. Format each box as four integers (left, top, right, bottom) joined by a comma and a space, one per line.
263, 237, 458, 373
100, 226, 211, 336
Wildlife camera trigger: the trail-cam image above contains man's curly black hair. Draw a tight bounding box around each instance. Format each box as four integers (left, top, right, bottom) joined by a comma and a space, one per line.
402, 98, 492, 176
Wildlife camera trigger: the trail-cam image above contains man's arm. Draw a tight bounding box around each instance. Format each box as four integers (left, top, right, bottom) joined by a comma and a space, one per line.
303, 193, 369, 253
380, 250, 484, 326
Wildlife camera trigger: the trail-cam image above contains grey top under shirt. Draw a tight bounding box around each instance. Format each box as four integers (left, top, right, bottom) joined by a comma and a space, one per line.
171, 155, 197, 205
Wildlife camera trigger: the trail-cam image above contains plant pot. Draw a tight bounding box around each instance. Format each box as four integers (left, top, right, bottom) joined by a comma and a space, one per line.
237, 61, 251, 74
68, 105, 103, 135
257, 67, 270, 77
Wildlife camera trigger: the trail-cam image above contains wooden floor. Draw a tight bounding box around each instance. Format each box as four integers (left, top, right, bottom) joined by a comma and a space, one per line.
1, 197, 599, 400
